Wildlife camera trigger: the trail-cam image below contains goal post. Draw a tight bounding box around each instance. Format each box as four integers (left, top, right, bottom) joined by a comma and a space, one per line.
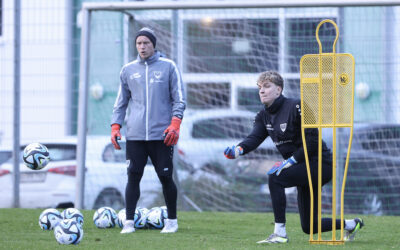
76, 0, 400, 215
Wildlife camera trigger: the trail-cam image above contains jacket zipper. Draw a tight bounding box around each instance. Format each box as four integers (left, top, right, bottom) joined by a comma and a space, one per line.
145, 61, 149, 141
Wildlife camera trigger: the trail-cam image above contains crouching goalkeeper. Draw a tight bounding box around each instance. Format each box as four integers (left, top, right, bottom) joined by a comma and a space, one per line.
224, 71, 363, 244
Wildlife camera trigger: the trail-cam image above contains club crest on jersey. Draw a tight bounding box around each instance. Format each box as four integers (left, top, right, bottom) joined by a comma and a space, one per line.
154, 71, 162, 79
280, 123, 287, 132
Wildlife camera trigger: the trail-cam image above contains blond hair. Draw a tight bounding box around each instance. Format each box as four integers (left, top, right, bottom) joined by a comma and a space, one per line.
257, 71, 284, 90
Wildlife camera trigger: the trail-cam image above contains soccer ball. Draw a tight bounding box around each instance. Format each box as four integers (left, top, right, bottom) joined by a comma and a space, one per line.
61, 208, 84, 226
140, 207, 149, 217
117, 207, 148, 229
134, 207, 148, 229
117, 208, 127, 228
134, 207, 149, 229
160, 206, 168, 218
146, 207, 167, 229
54, 219, 83, 245
93, 207, 118, 228
22, 142, 50, 170
39, 208, 62, 230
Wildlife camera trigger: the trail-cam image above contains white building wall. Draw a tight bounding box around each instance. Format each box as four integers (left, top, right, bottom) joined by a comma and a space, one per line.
0, 0, 68, 148
393, 7, 400, 122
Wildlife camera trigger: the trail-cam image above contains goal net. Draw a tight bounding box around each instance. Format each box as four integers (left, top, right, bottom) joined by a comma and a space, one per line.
78, 1, 400, 215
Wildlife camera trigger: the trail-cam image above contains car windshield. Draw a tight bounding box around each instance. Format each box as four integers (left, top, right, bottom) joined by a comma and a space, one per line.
103, 142, 126, 163
323, 125, 400, 156
192, 116, 254, 139
358, 126, 400, 155
0, 151, 12, 164
46, 145, 76, 161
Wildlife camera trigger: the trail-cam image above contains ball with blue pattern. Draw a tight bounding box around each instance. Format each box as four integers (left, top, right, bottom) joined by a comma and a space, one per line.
135, 207, 149, 229
117, 207, 148, 229
146, 207, 167, 229
22, 142, 50, 170
61, 208, 84, 226
39, 208, 62, 230
54, 219, 83, 245
93, 207, 118, 228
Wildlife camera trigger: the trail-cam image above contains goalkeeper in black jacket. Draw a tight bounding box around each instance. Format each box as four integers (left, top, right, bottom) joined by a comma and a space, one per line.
224, 71, 363, 244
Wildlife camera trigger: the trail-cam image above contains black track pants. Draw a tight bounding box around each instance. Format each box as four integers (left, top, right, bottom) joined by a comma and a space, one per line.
125, 140, 177, 220
268, 156, 342, 234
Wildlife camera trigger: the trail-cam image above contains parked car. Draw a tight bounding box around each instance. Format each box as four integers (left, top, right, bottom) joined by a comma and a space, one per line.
322, 123, 400, 215
177, 109, 279, 175
0, 136, 160, 210
175, 109, 297, 212
0, 149, 12, 166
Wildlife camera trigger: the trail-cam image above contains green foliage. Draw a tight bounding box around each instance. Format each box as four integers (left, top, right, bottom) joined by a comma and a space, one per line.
0, 208, 399, 249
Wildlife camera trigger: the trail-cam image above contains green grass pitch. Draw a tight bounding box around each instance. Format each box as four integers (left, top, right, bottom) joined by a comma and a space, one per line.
0, 208, 399, 249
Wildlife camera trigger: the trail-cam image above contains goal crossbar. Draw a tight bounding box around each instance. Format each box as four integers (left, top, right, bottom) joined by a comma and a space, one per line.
82, 0, 400, 11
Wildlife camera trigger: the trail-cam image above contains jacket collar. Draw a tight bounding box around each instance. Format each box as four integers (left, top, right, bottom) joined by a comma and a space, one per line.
265, 94, 285, 114
137, 50, 160, 64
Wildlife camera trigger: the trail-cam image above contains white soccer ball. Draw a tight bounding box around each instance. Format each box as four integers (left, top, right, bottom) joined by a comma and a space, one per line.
117, 207, 148, 229
134, 207, 148, 229
146, 207, 167, 229
54, 219, 83, 245
117, 208, 126, 228
355, 82, 371, 100
160, 206, 168, 218
93, 207, 118, 228
61, 208, 84, 226
39, 208, 62, 230
136, 207, 149, 229
90, 82, 104, 100
22, 142, 50, 170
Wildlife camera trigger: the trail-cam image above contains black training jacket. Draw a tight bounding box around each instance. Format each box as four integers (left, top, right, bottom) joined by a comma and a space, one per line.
238, 95, 330, 163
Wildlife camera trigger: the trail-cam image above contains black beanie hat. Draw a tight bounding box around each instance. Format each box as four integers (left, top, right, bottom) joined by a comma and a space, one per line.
135, 27, 157, 48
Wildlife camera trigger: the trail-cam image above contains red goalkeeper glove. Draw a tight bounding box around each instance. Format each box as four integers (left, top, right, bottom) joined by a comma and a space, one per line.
111, 124, 122, 150
163, 117, 182, 146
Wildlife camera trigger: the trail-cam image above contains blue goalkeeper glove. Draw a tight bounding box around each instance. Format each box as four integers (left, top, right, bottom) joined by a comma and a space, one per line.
267, 156, 297, 176
224, 146, 243, 159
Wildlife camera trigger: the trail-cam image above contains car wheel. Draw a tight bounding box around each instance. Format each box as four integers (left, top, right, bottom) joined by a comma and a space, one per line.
93, 188, 125, 210
361, 187, 383, 216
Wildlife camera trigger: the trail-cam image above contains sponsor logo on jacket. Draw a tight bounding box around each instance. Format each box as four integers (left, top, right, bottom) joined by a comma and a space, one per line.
130, 73, 141, 79
275, 140, 293, 146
